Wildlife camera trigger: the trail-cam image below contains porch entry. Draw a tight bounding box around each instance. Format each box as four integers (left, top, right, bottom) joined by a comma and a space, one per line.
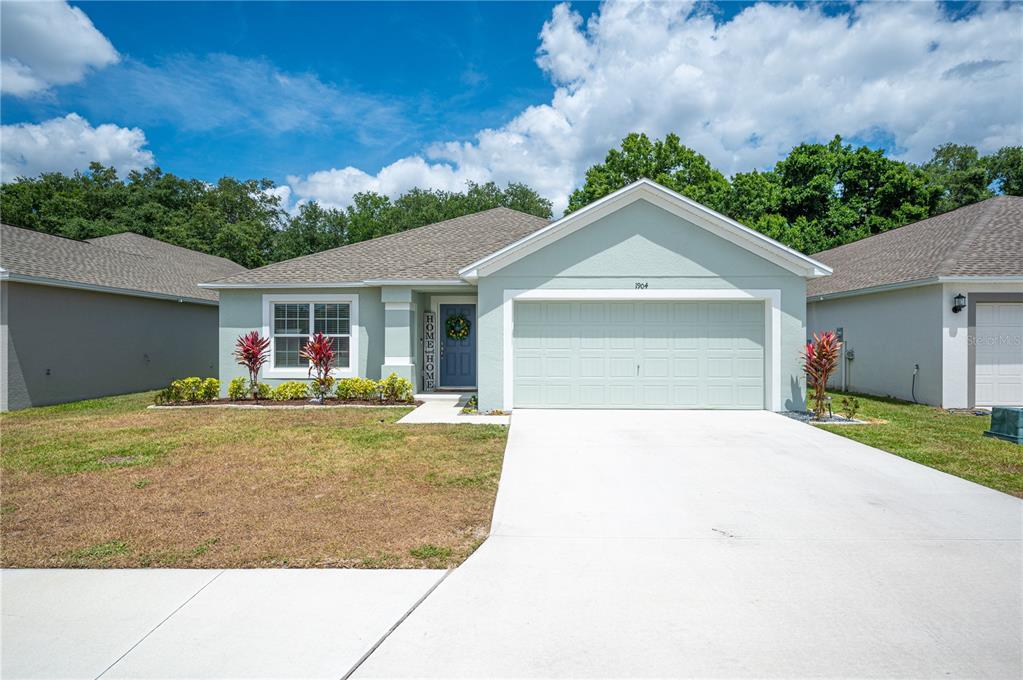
439, 303, 477, 388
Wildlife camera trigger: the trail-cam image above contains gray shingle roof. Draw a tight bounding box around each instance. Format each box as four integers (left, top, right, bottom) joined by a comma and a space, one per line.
807, 196, 1023, 298
0, 225, 246, 302
206, 207, 551, 286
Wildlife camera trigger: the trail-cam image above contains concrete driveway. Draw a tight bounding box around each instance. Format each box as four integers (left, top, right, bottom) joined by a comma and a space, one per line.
356, 410, 1023, 678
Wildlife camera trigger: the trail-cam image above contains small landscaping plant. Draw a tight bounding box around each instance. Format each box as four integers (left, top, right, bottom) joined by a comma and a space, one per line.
196, 378, 220, 402
155, 377, 219, 404
336, 377, 380, 401
299, 331, 335, 401
803, 331, 842, 420
271, 381, 309, 401
461, 395, 479, 414
233, 331, 271, 399
379, 372, 414, 403
227, 376, 249, 401
840, 395, 861, 421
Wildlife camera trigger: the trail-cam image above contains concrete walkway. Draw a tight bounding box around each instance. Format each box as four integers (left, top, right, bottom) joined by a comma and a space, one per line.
1, 569, 445, 679
355, 410, 1023, 678
398, 392, 510, 425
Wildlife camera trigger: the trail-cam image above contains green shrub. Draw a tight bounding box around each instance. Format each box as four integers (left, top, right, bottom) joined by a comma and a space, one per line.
378, 372, 414, 403
227, 376, 249, 400
196, 378, 219, 402
255, 382, 272, 400
272, 381, 309, 401
154, 377, 218, 404
336, 377, 380, 401
840, 395, 861, 420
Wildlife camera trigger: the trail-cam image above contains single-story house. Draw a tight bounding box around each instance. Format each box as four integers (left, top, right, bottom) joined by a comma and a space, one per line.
1, 225, 246, 411
203, 179, 830, 412
807, 196, 1023, 408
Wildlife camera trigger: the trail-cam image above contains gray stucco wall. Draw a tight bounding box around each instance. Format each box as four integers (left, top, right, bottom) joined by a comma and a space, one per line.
217, 287, 384, 391
475, 199, 809, 412
806, 284, 943, 405
1, 281, 219, 411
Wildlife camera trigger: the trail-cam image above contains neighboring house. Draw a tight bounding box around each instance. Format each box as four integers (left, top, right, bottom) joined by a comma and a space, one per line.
1, 226, 246, 411
203, 179, 830, 412
807, 196, 1023, 408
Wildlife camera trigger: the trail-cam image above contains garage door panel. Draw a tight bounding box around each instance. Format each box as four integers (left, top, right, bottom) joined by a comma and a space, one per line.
643, 357, 670, 378
609, 303, 634, 323
609, 357, 634, 378
672, 357, 699, 378
578, 356, 605, 378
513, 301, 765, 409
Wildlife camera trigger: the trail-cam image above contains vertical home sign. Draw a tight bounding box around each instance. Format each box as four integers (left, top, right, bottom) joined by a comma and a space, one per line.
423, 310, 436, 391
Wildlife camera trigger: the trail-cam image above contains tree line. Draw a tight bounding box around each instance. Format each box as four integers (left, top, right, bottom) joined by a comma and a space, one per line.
569, 134, 1021, 254
0, 166, 553, 269
0, 134, 1019, 268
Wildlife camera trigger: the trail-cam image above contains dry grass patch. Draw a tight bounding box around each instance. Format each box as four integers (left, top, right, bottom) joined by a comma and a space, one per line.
1, 392, 507, 568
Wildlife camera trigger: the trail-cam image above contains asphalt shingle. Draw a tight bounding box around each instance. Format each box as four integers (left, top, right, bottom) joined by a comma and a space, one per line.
205, 207, 551, 286
1, 226, 246, 302
807, 196, 1023, 297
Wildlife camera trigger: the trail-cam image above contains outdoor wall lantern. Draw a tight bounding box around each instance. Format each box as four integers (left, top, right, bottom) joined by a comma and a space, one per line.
952, 292, 967, 314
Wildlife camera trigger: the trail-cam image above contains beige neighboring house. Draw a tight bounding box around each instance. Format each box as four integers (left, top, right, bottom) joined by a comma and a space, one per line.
807, 196, 1023, 408
1, 226, 246, 411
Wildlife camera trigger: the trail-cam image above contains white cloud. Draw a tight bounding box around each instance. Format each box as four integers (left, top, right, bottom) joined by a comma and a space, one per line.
81, 54, 409, 142
286, 0, 1023, 214
0, 113, 154, 180
1, 0, 119, 97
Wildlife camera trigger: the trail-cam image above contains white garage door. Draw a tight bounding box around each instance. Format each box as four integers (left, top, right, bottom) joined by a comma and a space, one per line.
975, 303, 1023, 406
513, 300, 765, 409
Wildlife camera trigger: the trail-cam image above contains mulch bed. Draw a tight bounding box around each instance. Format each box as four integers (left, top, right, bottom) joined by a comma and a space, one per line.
154, 398, 421, 408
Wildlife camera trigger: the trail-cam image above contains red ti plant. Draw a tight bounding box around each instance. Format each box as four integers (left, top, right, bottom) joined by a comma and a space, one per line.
300, 332, 335, 401
233, 331, 271, 399
803, 331, 842, 420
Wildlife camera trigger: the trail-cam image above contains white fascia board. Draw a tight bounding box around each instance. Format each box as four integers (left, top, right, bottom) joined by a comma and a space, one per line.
3, 273, 218, 306
200, 278, 473, 290
459, 179, 832, 280
806, 275, 1023, 303
199, 281, 367, 290
363, 279, 470, 287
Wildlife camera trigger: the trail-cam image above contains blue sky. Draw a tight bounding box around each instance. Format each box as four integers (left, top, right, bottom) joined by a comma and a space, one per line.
2, 1, 1020, 213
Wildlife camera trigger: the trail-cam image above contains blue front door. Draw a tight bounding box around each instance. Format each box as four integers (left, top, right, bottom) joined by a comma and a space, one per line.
440, 303, 477, 387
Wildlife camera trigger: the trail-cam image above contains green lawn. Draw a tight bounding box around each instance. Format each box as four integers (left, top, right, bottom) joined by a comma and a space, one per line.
0, 392, 507, 568
819, 391, 1023, 497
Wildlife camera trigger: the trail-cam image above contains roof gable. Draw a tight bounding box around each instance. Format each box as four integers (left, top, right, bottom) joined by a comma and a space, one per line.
459, 179, 831, 280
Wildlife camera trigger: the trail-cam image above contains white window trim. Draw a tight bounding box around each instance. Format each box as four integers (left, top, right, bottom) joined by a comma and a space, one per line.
501, 288, 783, 411
261, 293, 359, 379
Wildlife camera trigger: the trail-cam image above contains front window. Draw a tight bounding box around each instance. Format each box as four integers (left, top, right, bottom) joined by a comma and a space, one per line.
272, 301, 351, 370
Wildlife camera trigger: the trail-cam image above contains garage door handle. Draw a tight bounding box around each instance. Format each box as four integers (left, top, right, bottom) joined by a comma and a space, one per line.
637, 363, 640, 376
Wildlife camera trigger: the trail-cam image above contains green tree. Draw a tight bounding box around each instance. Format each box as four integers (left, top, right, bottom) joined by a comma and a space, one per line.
985, 146, 1023, 196
921, 143, 994, 213
566, 133, 730, 213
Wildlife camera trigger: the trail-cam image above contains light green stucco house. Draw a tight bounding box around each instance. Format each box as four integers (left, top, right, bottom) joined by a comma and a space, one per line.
202, 180, 832, 411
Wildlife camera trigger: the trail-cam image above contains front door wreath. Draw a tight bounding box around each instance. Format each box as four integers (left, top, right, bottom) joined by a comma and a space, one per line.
446, 313, 471, 341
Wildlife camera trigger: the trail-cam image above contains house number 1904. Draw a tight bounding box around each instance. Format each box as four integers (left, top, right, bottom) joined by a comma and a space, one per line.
635, 282, 649, 289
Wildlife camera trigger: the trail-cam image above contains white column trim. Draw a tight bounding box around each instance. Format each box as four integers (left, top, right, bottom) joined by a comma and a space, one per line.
501, 288, 783, 411
384, 301, 412, 311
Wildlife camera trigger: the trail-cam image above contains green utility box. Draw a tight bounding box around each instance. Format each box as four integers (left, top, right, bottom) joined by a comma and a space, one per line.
984, 406, 1023, 445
